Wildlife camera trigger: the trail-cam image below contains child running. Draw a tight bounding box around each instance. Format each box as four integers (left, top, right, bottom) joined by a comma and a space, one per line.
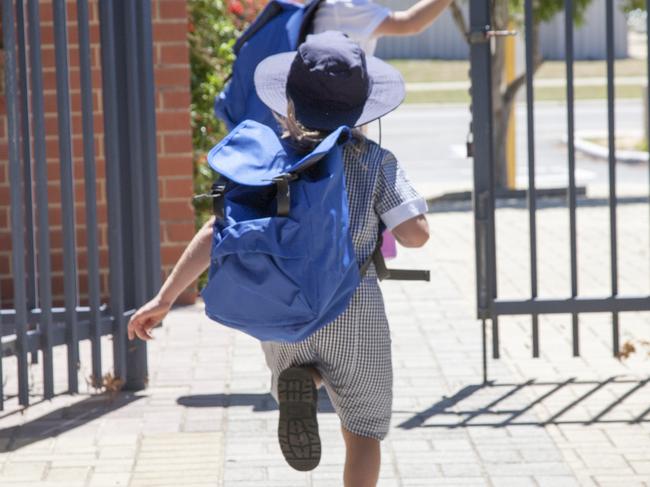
128, 31, 429, 487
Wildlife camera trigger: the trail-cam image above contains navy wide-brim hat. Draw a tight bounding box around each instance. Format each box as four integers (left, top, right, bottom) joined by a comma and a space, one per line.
254, 30, 405, 131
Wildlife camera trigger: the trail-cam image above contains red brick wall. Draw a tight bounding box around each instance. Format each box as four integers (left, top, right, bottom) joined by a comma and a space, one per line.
152, 0, 196, 304
0, 0, 196, 307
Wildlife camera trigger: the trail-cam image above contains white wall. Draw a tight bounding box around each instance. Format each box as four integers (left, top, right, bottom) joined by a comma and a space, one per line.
539, 1, 628, 60
374, 1, 628, 60
375, 2, 469, 59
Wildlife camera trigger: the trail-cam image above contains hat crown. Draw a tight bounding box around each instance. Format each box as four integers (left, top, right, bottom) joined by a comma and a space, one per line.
253, 30, 405, 131
287, 31, 370, 112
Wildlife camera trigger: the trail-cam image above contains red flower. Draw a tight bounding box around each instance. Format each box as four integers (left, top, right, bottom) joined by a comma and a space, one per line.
228, 0, 244, 17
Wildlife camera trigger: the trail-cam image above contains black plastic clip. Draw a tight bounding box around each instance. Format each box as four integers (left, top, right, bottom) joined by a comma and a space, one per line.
193, 182, 227, 219
273, 174, 296, 217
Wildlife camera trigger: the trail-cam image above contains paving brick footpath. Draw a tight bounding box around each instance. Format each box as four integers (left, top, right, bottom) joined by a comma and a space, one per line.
3, 196, 650, 486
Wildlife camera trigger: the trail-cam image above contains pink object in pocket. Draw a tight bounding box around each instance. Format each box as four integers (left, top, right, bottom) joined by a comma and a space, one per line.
381, 230, 397, 259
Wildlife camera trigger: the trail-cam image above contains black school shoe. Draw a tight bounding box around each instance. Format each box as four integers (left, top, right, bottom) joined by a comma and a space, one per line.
277, 366, 321, 471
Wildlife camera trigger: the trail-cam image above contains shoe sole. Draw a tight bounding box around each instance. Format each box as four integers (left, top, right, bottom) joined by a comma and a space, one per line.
277, 367, 321, 471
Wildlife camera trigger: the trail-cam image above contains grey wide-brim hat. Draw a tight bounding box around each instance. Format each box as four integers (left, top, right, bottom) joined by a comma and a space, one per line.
254, 31, 405, 131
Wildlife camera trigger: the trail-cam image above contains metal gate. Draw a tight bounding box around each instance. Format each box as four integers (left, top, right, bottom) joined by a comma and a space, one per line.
1, 0, 161, 410
469, 0, 650, 381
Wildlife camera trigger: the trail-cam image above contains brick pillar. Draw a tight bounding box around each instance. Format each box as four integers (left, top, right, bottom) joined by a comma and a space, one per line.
152, 0, 196, 304
0, 0, 196, 307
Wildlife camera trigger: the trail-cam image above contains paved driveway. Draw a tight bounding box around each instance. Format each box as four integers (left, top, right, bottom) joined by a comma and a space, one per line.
2, 101, 650, 486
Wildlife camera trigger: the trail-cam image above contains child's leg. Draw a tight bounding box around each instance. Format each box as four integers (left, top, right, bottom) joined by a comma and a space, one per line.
341, 427, 381, 487
305, 366, 322, 388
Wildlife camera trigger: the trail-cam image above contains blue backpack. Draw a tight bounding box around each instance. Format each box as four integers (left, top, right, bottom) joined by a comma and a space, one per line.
199, 120, 361, 342
214, 0, 323, 133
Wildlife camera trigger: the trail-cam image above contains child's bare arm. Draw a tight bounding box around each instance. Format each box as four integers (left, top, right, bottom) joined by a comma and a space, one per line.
391, 214, 429, 248
128, 216, 215, 341
374, 0, 454, 36
157, 216, 215, 305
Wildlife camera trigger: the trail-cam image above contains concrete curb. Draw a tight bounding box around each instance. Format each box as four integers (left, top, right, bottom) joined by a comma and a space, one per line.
562, 131, 649, 164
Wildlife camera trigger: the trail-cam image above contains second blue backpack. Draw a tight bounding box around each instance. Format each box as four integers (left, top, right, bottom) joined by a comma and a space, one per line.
215, 0, 323, 133
200, 119, 360, 342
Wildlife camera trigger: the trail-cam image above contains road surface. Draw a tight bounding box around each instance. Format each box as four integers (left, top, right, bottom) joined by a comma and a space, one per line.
367, 99, 648, 198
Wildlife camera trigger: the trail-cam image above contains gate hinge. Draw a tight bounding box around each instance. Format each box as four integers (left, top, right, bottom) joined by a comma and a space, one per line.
468, 25, 518, 44
466, 130, 474, 158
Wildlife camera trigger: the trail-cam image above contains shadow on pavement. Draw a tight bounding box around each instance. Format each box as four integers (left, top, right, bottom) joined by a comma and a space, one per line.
177, 392, 336, 413
0, 392, 143, 452
397, 377, 650, 429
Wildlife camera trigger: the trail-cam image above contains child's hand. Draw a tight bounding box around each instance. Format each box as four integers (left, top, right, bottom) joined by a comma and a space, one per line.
127, 296, 171, 341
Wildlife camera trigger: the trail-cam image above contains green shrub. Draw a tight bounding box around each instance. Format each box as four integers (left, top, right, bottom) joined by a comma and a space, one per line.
188, 0, 268, 228
188, 0, 266, 288
189, 0, 238, 228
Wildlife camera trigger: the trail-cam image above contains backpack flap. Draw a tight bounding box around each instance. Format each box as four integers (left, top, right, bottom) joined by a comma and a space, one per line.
207, 120, 292, 186
208, 120, 351, 184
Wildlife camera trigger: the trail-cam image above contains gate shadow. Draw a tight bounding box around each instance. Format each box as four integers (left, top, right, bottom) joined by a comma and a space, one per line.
397, 377, 650, 429
177, 392, 336, 413
0, 392, 143, 452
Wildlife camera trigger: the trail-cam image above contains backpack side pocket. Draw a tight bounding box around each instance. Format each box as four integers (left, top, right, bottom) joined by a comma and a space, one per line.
201, 216, 315, 338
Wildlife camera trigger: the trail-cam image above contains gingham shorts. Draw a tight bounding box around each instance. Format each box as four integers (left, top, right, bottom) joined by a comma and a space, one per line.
261, 276, 393, 440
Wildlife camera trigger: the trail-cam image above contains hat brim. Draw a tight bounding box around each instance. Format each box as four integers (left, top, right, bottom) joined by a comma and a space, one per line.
254, 52, 405, 131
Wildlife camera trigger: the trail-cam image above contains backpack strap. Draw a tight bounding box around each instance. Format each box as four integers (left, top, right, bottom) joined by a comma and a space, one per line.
360, 239, 383, 279
233, 1, 285, 55
360, 233, 431, 282
273, 173, 297, 217
211, 181, 227, 219
193, 179, 228, 219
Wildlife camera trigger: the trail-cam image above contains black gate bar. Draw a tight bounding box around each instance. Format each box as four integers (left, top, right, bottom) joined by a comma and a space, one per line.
647, 0, 650, 291
469, 1, 650, 381
99, 0, 128, 383
469, 1, 496, 384
524, 0, 540, 358
2, 317, 114, 359
494, 296, 650, 315
2, 0, 29, 409
53, 0, 80, 395
1, 0, 158, 411
137, 0, 163, 309
16, 0, 37, 314
123, 0, 149, 390
77, 0, 103, 388
27, 0, 55, 401
564, 0, 580, 357
605, 0, 619, 357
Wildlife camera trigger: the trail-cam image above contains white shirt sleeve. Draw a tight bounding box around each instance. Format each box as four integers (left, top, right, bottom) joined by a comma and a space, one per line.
380, 197, 428, 230
374, 150, 428, 230
312, 0, 391, 55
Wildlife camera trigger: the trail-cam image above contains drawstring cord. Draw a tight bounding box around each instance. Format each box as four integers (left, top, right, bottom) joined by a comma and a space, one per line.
378, 117, 382, 148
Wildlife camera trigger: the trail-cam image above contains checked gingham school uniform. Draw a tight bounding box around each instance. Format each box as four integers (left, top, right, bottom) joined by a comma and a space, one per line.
262, 136, 427, 440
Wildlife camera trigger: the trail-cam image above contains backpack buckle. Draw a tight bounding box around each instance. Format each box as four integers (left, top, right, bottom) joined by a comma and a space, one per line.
272, 174, 296, 217
193, 182, 227, 219
210, 183, 227, 219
